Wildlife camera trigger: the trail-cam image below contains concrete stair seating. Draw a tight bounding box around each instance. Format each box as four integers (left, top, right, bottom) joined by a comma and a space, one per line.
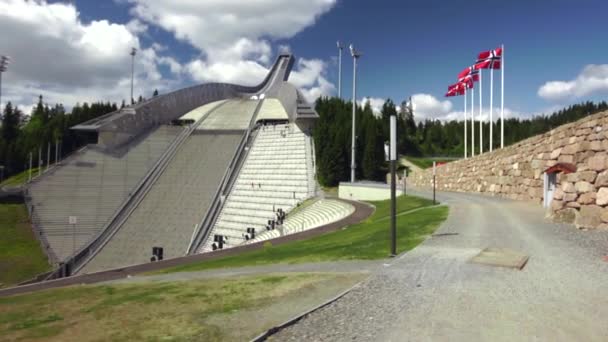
79, 132, 244, 274
247, 199, 355, 244
202, 123, 312, 252
27, 125, 182, 262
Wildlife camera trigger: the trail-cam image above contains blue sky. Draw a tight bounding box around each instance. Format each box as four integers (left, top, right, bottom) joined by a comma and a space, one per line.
2, 0, 608, 120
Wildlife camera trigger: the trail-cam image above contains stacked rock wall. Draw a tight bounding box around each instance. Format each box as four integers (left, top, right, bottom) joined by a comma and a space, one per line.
409, 111, 608, 229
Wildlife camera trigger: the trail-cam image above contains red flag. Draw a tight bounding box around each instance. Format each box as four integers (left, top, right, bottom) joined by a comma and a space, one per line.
445, 89, 462, 97
458, 66, 479, 82
476, 47, 502, 69
446, 82, 467, 97
460, 75, 476, 87
478, 47, 502, 60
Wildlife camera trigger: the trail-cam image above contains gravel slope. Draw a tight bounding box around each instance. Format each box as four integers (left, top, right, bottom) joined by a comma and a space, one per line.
274, 189, 608, 341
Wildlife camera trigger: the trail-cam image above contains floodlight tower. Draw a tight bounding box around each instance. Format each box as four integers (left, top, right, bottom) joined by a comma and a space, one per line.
130, 47, 137, 104
350, 44, 362, 183
0, 55, 10, 114
337, 41, 343, 99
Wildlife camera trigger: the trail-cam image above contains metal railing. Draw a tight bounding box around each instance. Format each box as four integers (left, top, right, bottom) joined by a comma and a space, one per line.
186, 99, 265, 254
44, 102, 228, 279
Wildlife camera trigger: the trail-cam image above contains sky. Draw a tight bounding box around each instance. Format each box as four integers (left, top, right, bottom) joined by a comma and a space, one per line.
1, 0, 608, 121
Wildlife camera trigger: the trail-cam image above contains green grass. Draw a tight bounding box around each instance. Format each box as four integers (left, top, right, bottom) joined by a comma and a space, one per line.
403, 156, 455, 170
0, 167, 40, 187
0, 204, 51, 287
155, 195, 448, 275
321, 186, 338, 196
0, 272, 363, 341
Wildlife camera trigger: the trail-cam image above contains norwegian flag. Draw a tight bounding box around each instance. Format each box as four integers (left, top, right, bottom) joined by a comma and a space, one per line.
475, 47, 502, 69
445, 88, 461, 97
457, 66, 479, 82
459, 75, 477, 87
446, 82, 466, 97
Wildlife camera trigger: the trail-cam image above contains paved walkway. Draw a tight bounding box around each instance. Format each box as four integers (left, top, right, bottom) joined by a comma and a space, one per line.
0, 199, 373, 297
102, 260, 382, 285
274, 189, 608, 341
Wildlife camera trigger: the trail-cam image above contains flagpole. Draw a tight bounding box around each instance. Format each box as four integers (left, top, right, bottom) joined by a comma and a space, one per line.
471, 84, 475, 157
501, 44, 505, 148
490, 65, 494, 152
464, 88, 467, 159
479, 68, 483, 154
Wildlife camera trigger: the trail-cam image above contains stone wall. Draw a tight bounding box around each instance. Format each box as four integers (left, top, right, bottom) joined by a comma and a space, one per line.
409, 111, 608, 229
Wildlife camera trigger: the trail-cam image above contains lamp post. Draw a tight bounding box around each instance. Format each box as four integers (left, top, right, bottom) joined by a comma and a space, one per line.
130, 47, 137, 105
390, 115, 397, 257
0, 55, 10, 114
337, 41, 343, 99
350, 44, 362, 183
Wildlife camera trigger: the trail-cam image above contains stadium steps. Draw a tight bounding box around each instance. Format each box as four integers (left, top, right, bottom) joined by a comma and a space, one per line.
247, 199, 355, 243
78, 99, 261, 273
79, 132, 244, 274
26, 125, 183, 262
201, 123, 314, 252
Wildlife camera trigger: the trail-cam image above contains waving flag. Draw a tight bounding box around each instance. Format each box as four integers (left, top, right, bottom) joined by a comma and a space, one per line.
475, 47, 502, 69
446, 82, 468, 97
457, 66, 479, 82
478, 47, 502, 60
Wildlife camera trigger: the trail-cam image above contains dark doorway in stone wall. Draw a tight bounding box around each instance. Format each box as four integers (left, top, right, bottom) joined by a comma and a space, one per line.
543, 163, 577, 208
543, 173, 557, 208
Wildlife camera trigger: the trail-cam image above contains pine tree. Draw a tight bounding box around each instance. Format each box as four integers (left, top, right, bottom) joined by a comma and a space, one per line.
362, 119, 383, 181
1, 102, 20, 143
153, 89, 159, 97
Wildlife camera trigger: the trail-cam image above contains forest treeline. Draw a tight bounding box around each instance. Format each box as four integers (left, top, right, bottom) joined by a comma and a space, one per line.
0, 97, 119, 180
1, 94, 606, 185
313, 97, 608, 187
0, 92, 161, 181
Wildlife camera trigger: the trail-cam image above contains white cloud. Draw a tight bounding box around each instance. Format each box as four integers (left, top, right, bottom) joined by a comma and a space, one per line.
444, 107, 524, 122
187, 57, 335, 103
410, 94, 453, 120
407, 93, 524, 122
128, 0, 335, 56
126, 18, 147, 35
359, 97, 385, 117
129, 0, 337, 101
0, 0, 337, 114
0, 0, 172, 112
538, 64, 608, 101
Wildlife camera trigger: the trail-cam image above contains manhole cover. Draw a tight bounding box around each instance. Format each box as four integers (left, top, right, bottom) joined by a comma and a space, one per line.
470, 247, 529, 270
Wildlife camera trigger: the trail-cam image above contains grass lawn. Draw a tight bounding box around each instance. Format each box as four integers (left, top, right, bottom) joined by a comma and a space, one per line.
321, 186, 338, 196
0, 204, 50, 287
156, 195, 448, 275
0, 168, 40, 187
403, 156, 458, 170
0, 272, 364, 341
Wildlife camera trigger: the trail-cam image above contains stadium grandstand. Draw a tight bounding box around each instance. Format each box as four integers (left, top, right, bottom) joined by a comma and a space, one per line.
22, 54, 351, 279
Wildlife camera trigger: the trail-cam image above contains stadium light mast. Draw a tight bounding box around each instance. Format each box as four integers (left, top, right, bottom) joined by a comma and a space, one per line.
350, 44, 362, 183
0, 55, 10, 114
337, 41, 343, 99
130, 47, 137, 105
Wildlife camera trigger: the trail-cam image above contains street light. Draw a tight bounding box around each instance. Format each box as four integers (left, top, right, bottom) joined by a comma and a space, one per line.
336, 41, 343, 99
350, 44, 362, 183
130, 47, 137, 105
0, 55, 10, 114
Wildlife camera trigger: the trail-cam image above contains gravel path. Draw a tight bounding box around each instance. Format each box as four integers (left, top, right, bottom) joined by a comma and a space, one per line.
273, 189, 608, 341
